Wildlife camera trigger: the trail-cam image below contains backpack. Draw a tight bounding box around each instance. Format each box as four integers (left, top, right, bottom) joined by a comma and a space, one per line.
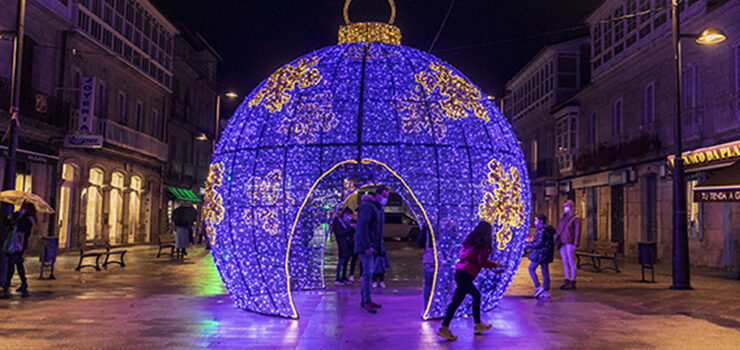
3, 222, 22, 254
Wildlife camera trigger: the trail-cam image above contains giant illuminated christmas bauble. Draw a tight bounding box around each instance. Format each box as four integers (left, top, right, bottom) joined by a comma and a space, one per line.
204, 9, 530, 319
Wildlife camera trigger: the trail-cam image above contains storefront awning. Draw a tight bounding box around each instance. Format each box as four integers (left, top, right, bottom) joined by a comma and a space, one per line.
669, 139, 740, 170
167, 186, 201, 202
693, 162, 740, 202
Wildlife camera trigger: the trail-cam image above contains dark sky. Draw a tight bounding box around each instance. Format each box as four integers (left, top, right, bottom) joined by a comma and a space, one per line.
151, 0, 601, 106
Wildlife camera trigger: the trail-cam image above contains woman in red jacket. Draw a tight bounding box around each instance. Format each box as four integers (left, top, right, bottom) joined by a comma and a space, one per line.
437, 221, 505, 341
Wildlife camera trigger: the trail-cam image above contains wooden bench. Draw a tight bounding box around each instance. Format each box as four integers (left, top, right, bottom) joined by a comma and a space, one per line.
76, 240, 128, 271
157, 234, 175, 258
575, 241, 621, 273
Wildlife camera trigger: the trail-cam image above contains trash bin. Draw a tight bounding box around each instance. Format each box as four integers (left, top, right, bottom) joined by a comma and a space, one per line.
638, 242, 657, 265
638, 242, 657, 283
40, 237, 58, 280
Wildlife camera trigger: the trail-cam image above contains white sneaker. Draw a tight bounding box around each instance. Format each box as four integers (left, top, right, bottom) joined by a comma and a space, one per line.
380, 282, 386, 288
533, 286, 545, 298
540, 291, 550, 300
349, 276, 354, 282
372, 282, 378, 288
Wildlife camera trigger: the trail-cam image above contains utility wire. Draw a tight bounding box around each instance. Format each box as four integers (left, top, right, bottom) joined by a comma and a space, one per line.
427, 0, 456, 53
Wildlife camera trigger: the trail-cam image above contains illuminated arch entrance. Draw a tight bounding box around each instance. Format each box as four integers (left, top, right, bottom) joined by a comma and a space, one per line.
285, 159, 438, 319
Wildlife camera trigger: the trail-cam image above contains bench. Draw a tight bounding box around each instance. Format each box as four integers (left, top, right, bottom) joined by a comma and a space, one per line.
76, 240, 127, 271
157, 234, 175, 258
575, 241, 621, 273
103, 245, 127, 269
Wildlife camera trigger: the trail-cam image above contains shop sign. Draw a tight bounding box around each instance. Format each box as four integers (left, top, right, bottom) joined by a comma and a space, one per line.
668, 139, 740, 169
65, 134, 103, 148
572, 171, 610, 189
609, 170, 629, 186
694, 189, 740, 202
78, 76, 96, 133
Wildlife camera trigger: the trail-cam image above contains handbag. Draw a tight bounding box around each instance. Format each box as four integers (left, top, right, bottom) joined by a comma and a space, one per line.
3, 224, 22, 254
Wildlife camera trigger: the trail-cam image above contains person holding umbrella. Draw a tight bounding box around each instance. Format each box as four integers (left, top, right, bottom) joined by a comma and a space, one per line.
0, 191, 53, 298
172, 203, 198, 260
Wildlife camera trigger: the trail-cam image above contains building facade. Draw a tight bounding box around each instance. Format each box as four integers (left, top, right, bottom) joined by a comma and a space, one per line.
166, 26, 220, 225
0, 0, 218, 254
507, 0, 740, 270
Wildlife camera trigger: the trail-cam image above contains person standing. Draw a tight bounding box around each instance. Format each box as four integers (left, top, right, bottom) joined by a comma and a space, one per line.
331, 208, 355, 285
418, 224, 434, 309
355, 186, 389, 314
555, 200, 580, 290
1, 202, 37, 298
526, 214, 555, 299
437, 221, 505, 341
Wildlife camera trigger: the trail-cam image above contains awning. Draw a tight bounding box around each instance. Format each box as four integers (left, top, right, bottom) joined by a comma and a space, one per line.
167, 186, 202, 202
693, 162, 740, 202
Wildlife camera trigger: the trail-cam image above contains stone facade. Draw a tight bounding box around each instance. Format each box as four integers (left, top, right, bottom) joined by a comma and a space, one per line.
507, 0, 740, 270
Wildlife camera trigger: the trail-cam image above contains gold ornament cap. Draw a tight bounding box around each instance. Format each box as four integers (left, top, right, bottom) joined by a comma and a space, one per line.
338, 0, 401, 45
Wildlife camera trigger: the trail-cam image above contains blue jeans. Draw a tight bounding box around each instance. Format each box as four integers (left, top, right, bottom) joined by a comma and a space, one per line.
528, 261, 550, 290
423, 269, 434, 309
359, 253, 377, 303
336, 257, 349, 281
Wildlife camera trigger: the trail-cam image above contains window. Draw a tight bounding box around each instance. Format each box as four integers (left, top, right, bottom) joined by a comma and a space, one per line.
15, 173, 32, 193
627, 0, 637, 33
117, 91, 127, 123
96, 80, 107, 118
682, 65, 697, 126
152, 109, 161, 139
644, 83, 655, 124
557, 54, 578, 89
614, 6, 624, 43
135, 101, 144, 131
613, 99, 623, 135
589, 112, 597, 151
556, 110, 578, 171
592, 22, 602, 57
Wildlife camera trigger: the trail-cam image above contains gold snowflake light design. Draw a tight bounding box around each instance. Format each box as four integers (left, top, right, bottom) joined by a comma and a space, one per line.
204, 162, 225, 245
478, 159, 525, 250
244, 169, 296, 236
279, 92, 338, 144
399, 61, 490, 140
249, 56, 322, 113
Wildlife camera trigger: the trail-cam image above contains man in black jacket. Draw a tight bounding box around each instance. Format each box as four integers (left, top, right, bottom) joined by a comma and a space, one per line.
355, 186, 389, 313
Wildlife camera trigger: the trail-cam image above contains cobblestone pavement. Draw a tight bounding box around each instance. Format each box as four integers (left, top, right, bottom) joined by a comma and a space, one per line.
0, 241, 738, 349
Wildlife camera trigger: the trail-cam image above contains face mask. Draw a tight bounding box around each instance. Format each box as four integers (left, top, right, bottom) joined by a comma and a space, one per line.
379, 197, 388, 206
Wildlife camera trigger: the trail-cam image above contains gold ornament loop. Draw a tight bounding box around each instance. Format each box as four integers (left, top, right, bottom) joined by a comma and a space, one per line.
343, 0, 396, 25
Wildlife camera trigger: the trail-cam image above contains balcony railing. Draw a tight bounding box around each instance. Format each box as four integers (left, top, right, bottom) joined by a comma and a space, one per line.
69, 116, 167, 162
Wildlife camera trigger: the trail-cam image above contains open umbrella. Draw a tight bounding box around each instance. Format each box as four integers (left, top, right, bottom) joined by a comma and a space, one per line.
0, 190, 55, 214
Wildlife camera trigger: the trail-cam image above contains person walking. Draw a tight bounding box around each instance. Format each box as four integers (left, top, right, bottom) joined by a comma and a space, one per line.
331, 208, 355, 285
173, 203, 197, 260
526, 214, 555, 299
1, 202, 37, 298
555, 200, 580, 290
355, 186, 389, 314
437, 221, 505, 341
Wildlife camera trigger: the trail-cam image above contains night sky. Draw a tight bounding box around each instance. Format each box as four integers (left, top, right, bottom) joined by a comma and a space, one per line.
151, 0, 601, 113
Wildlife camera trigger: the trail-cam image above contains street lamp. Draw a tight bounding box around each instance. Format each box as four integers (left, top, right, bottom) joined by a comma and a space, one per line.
213, 91, 238, 152
670, 0, 725, 290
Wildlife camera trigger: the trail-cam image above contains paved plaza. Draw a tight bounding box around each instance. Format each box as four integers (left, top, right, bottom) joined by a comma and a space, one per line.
1, 241, 739, 349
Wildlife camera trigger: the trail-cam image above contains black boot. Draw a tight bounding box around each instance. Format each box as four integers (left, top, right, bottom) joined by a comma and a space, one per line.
559, 279, 570, 290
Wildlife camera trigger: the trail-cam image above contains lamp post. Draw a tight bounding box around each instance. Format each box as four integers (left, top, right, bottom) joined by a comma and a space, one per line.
670, 0, 725, 290
213, 91, 237, 153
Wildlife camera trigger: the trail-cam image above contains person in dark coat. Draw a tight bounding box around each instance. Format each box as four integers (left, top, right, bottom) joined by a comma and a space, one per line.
1, 202, 37, 298
332, 207, 355, 285
355, 186, 389, 314
526, 213, 555, 299
173, 204, 197, 259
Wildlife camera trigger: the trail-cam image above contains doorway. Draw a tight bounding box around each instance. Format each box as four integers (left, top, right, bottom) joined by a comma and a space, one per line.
610, 184, 624, 253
